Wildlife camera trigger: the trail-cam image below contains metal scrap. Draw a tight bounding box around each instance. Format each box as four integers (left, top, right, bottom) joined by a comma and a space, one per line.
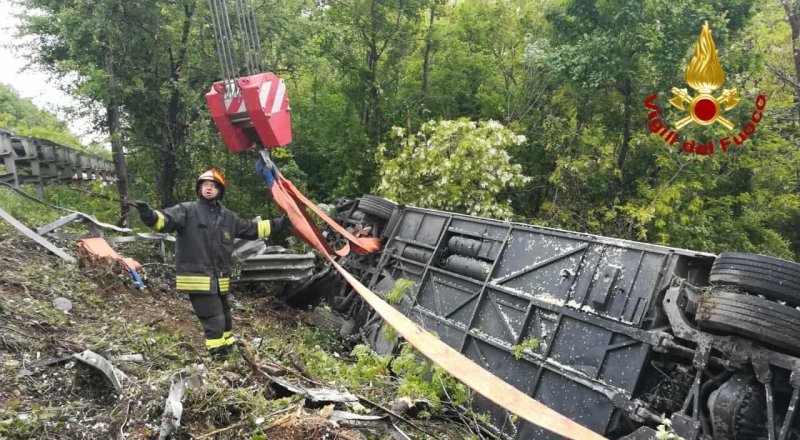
329, 410, 386, 423
73, 350, 128, 393
260, 370, 358, 404
36, 211, 132, 236
231, 239, 270, 264
238, 251, 316, 282
114, 354, 145, 363
158, 371, 202, 440
0, 206, 76, 263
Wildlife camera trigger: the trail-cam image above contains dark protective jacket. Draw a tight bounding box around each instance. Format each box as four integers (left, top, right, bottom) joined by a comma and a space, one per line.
151, 197, 271, 293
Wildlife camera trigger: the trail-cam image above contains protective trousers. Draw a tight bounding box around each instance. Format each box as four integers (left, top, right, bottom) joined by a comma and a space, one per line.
189, 283, 235, 355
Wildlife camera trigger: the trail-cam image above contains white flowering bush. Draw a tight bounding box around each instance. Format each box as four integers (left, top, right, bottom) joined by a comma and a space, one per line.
376, 118, 529, 219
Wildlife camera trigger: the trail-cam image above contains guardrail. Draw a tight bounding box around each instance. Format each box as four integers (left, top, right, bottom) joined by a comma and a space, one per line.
0, 127, 116, 197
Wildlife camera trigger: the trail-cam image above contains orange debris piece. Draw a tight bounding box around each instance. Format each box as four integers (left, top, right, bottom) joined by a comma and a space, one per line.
76, 237, 142, 272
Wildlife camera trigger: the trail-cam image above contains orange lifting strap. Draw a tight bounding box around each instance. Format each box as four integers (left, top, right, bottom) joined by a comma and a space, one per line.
256, 153, 380, 257
254, 153, 604, 440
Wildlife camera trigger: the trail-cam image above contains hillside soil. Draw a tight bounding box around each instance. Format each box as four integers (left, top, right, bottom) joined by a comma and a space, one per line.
0, 221, 480, 440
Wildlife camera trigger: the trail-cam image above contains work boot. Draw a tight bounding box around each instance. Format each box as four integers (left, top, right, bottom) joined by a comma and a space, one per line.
208, 344, 233, 360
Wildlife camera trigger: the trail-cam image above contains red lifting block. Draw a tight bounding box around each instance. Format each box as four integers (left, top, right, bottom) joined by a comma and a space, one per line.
205, 72, 292, 152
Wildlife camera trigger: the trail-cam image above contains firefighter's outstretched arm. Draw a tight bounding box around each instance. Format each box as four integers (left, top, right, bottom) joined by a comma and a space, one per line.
135, 201, 157, 227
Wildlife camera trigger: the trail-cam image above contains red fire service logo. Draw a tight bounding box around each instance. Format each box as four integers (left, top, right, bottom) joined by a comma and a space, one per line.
644, 21, 766, 155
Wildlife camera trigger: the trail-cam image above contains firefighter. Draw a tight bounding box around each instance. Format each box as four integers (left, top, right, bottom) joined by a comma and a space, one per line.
135, 168, 289, 358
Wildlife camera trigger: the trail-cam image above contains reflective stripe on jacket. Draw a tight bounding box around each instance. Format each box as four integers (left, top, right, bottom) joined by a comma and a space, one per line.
150, 197, 271, 293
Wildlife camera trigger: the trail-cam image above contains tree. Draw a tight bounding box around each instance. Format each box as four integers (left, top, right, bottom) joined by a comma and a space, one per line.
17, 0, 159, 223
18, 0, 223, 212
376, 118, 529, 218
543, 0, 756, 170
780, 0, 800, 120
419, 0, 547, 124
304, 0, 428, 196
0, 83, 83, 149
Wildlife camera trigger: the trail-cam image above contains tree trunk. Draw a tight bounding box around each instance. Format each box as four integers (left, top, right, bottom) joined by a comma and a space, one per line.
160, 141, 178, 207
107, 102, 131, 226
421, 4, 435, 105
160, 56, 186, 207
369, 41, 381, 147
781, 0, 800, 121
105, 53, 131, 227
159, 0, 195, 208
617, 78, 633, 170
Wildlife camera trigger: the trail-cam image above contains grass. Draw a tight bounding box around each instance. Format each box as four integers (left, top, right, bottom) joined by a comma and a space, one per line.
386, 278, 415, 305
511, 337, 541, 359
0, 181, 121, 229
0, 189, 485, 440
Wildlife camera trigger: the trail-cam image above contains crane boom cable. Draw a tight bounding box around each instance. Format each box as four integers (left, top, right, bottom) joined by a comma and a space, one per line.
207, 0, 230, 88
207, 0, 241, 97
233, 0, 263, 75
218, 0, 240, 96
245, 0, 264, 72
233, 0, 255, 75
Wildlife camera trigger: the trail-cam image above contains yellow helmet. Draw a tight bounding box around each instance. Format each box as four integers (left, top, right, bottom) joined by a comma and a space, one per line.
196, 168, 227, 199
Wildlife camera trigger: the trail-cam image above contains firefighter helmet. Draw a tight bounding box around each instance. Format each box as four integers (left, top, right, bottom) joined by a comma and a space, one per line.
196, 168, 227, 199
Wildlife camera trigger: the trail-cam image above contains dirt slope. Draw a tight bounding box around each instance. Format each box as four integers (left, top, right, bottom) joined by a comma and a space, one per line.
0, 220, 475, 440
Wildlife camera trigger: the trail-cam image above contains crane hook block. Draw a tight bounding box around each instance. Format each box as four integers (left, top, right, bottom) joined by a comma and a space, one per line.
205, 72, 292, 152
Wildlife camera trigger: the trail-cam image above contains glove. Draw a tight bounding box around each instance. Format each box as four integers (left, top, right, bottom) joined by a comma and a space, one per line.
135, 200, 157, 227
270, 213, 289, 235
256, 158, 276, 187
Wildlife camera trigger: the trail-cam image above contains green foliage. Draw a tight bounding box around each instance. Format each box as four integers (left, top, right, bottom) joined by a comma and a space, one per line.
382, 324, 399, 342
349, 343, 393, 384
377, 118, 529, 218
11, 0, 800, 260
511, 338, 541, 360
0, 404, 60, 438
0, 84, 83, 150
184, 376, 302, 433
386, 278, 415, 305
391, 343, 470, 411
0, 182, 121, 228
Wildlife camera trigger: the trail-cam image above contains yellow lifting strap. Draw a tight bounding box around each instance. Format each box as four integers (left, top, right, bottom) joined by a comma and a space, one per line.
328, 258, 607, 440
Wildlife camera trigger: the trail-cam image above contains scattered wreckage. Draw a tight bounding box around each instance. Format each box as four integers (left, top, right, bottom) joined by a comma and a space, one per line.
286, 194, 800, 440
4, 187, 800, 439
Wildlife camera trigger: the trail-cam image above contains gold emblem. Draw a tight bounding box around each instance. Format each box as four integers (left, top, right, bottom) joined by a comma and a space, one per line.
669, 21, 740, 130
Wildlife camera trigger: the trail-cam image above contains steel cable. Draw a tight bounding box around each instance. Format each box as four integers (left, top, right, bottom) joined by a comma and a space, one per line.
233, 0, 254, 76
218, 0, 240, 96
207, 0, 230, 87
207, 0, 241, 97
244, 0, 263, 72
208, 0, 266, 97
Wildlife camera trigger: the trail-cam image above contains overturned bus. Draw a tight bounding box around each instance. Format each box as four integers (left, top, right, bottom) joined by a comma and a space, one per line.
290, 195, 800, 440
